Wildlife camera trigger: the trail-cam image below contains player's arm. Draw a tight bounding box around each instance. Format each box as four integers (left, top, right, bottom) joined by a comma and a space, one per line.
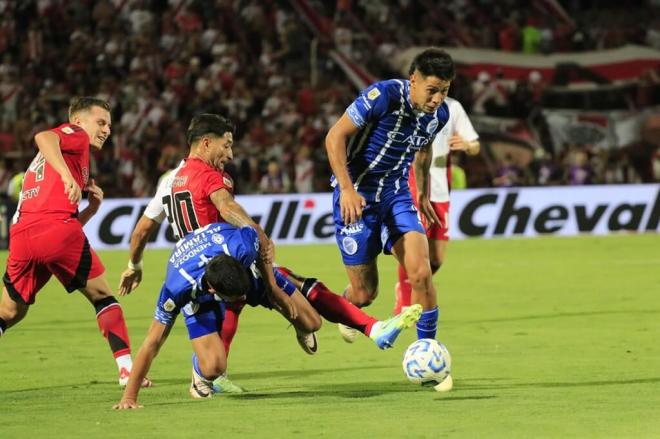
78, 179, 103, 225
210, 188, 274, 264
118, 215, 160, 296
255, 257, 297, 319
34, 130, 81, 203
448, 135, 480, 155
413, 143, 441, 225
113, 320, 172, 409
325, 113, 365, 225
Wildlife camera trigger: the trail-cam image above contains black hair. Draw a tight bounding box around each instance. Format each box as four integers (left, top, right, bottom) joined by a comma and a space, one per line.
186, 113, 235, 146
408, 48, 456, 81
68, 96, 111, 119
204, 254, 251, 299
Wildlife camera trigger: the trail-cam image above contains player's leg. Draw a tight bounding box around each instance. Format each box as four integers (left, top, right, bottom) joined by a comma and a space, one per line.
344, 261, 380, 307
0, 226, 51, 335
394, 201, 448, 314
184, 301, 236, 397
427, 201, 450, 274
219, 301, 244, 357
394, 264, 412, 315
385, 191, 441, 340
276, 289, 322, 355
190, 333, 227, 399
0, 286, 29, 336
80, 274, 153, 386
295, 276, 422, 349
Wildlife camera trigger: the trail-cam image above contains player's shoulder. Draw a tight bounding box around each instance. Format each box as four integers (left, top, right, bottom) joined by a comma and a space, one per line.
365, 79, 405, 99
435, 99, 451, 121
445, 97, 467, 115
51, 123, 86, 138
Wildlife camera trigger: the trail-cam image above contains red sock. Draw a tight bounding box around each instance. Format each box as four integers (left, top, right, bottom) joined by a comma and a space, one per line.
394, 264, 413, 315
306, 281, 378, 335
95, 299, 131, 358
221, 302, 244, 357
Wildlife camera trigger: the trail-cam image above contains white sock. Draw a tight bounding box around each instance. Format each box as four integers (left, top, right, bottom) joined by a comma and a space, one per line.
369, 321, 382, 339
116, 354, 133, 371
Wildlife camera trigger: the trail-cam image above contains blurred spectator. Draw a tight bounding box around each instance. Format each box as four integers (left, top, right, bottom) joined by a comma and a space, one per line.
493, 154, 522, 187
566, 148, 594, 185
259, 158, 290, 194
294, 145, 314, 193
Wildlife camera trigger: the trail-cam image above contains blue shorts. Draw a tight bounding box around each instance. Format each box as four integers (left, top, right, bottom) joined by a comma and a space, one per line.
333, 187, 425, 265
245, 267, 297, 308
182, 300, 226, 340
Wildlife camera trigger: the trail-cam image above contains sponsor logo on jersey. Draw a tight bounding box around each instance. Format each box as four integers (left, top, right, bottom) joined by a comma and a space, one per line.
386, 131, 429, 148
367, 88, 381, 100
172, 175, 188, 188
21, 187, 40, 200
62, 126, 74, 134
223, 176, 233, 188
427, 118, 439, 135
339, 222, 364, 236
342, 236, 358, 255
182, 302, 200, 316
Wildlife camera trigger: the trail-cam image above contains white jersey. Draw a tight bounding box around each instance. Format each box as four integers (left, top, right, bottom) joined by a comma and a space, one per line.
143, 160, 185, 225
429, 97, 478, 202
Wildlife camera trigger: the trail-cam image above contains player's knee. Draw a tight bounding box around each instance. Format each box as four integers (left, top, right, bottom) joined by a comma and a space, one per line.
348, 285, 378, 307
407, 265, 433, 288
199, 356, 226, 380
0, 302, 27, 327
297, 311, 322, 333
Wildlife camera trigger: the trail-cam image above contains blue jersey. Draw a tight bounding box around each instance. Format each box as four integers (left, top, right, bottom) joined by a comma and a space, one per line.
154, 223, 260, 326
336, 79, 449, 202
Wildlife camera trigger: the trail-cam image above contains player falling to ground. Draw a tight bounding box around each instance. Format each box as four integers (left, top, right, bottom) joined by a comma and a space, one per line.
325, 48, 453, 347
394, 96, 480, 314
117, 113, 284, 393
0, 97, 150, 387
113, 223, 421, 409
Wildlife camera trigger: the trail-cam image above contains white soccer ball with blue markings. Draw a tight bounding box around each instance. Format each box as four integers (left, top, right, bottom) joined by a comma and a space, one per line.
402, 338, 451, 385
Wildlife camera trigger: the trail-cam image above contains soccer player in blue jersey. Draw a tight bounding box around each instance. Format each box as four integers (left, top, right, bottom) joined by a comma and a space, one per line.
325, 48, 454, 353
113, 223, 421, 409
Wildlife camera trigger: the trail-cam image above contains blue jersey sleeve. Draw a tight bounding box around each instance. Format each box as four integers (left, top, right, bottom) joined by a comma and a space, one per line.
154, 285, 182, 326
231, 226, 260, 268
346, 82, 390, 129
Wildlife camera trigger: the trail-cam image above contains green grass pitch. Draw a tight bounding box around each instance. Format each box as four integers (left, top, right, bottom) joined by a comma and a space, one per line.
1, 234, 659, 438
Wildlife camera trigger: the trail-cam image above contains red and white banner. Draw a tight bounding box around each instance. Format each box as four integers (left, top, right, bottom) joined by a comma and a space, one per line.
393, 45, 660, 82
543, 108, 657, 151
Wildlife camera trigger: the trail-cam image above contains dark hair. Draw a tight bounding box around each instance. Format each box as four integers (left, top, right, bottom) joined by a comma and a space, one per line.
186, 113, 235, 146
408, 48, 455, 81
68, 96, 111, 119
205, 254, 251, 299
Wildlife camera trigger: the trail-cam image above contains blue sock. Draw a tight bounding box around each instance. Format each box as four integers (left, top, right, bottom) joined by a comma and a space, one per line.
416, 307, 439, 339
192, 353, 209, 380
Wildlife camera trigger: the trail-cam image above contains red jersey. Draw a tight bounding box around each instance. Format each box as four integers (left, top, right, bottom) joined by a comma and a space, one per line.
164, 157, 234, 238
15, 123, 90, 223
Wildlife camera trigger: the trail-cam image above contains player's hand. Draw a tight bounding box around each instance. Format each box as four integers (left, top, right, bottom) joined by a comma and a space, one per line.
448, 134, 468, 152
340, 188, 366, 225
85, 178, 104, 213
118, 268, 142, 296
112, 399, 143, 410
62, 174, 82, 204
418, 195, 440, 226
270, 287, 297, 320
279, 295, 297, 320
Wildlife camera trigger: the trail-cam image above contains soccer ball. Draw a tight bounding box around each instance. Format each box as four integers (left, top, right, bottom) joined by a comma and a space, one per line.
402, 338, 451, 385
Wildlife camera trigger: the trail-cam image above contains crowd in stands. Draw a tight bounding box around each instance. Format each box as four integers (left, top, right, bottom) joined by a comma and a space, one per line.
0, 0, 658, 201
